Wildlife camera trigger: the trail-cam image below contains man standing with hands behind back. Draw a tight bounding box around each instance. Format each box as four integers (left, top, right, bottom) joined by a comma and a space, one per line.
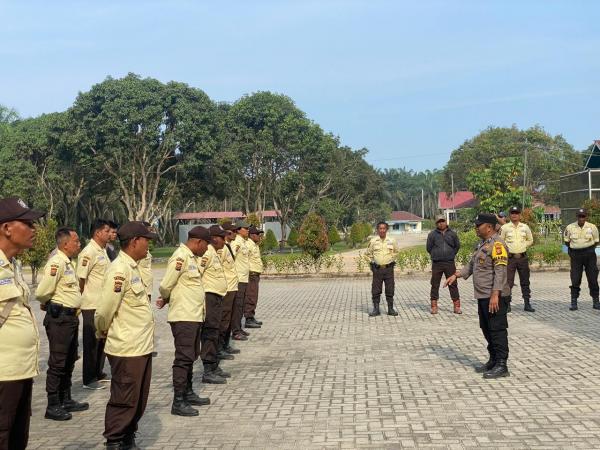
365, 221, 399, 317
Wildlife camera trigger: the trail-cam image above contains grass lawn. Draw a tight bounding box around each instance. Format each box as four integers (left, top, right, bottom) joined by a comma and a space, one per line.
151, 246, 177, 258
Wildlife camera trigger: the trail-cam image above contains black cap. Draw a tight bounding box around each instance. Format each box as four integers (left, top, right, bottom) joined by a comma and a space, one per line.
234, 220, 250, 229
209, 225, 227, 238
576, 208, 588, 217
509, 206, 521, 214
118, 221, 158, 240
249, 226, 264, 235
0, 197, 45, 224
188, 226, 210, 241
497, 211, 506, 218
221, 222, 236, 232
474, 213, 498, 226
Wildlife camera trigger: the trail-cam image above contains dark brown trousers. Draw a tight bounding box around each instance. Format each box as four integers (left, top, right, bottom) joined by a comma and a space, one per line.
104, 354, 152, 443
244, 273, 260, 318
0, 378, 32, 450
231, 283, 247, 335
200, 293, 223, 365
507, 255, 531, 301
82, 309, 106, 385
170, 321, 202, 394
219, 291, 236, 349
430, 261, 460, 300
371, 265, 394, 303
44, 313, 79, 394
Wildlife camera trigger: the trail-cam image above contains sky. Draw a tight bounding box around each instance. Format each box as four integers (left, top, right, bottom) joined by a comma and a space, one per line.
1, 0, 599, 171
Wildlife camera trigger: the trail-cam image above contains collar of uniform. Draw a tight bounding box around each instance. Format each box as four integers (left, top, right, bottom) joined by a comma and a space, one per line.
180, 243, 194, 257
57, 249, 71, 263
0, 248, 8, 268
119, 251, 138, 269
90, 238, 105, 252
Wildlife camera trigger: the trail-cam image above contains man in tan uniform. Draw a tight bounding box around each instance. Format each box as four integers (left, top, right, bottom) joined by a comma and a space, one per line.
244, 226, 264, 328
365, 221, 399, 316
95, 222, 157, 449
157, 226, 211, 417
564, 208, 600, 311
200, 225, 230, 384
500, 206, 535, 312
0, 198, 44, 450
231, 220, 251, 341
36, 227, 89, 421
78, 219, 111, 390
217, 222, 240, 358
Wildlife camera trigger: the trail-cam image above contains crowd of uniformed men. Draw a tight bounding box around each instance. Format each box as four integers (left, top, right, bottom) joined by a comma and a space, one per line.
1, 195, 600, 449
0, 196, 266, 450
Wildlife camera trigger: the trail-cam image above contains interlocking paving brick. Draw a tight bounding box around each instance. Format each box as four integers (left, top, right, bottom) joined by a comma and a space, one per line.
25, 271, 600, 448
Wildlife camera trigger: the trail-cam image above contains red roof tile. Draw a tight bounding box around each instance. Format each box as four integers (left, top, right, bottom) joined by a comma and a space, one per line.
175, 211, 243, 220
390, 211, 423, 221
438, 192, 476, 209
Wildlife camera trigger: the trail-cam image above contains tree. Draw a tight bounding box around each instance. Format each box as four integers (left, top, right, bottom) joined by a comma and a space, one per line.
20, 219, 57, 284
298, 213, 329, 259
349, 223, 365, 248
466, 157, 530, 212
246, 213, 261, 227
287, 228, 299, 247
261, 229, 278, 253
328, 226, 341, 246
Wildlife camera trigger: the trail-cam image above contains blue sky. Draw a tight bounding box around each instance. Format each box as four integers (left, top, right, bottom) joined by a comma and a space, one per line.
1, 0, 598, 170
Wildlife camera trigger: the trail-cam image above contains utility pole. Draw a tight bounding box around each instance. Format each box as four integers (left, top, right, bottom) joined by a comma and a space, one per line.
523, 138, 528, 210
450, 173, 455, 221
421, 188, 425, 219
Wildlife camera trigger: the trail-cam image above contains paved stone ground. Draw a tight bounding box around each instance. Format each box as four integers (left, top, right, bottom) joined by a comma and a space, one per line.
26, 271, 600, 449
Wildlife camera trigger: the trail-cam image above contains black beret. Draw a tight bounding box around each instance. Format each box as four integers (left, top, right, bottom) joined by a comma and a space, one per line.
188, 226, 210, 241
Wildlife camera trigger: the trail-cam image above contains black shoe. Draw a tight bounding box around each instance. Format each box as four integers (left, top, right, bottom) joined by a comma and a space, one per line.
483, 360, 509, 379
524, 301, 535, 313
171, 393, 199, 417
124, 433, 140, 450
83, 380, 106, 390
570, 298, 578, 311
368, 304, 381, 317
60, 389, 89, 412
244, 319, 261, 329
45, 394, 72, 421
105, 441, 126, 449
251, 317, 263, 325
387, 304, 398, 316
232, 333, 248, 341
593, 299, 600, 310
224, 345, 240, 354
217, 349, 234, 360
474, 358, 496, 373
185, 388, 211, 406
214, 366, 231, 378
507, 303, 512, 312
202, 365, 227, 384
98, 372, 111, 382
240, 329, 250, 336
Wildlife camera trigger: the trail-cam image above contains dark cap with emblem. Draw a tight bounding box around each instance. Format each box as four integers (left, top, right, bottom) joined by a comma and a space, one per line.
474, 213, 498, 226
249, 225, 264, 235
234, 220, 250, 229
576, 208, 588, 217
221, 222, 236, 232
117, 221, 158, 241
497, 211, 506, 218
0, 197, 45, 224
509, 206, 521, 214
209, 225, 227, 238
188, 226, 210, 241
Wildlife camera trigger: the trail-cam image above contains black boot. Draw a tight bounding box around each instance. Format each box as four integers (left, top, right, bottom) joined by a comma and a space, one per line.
217, 348, 234, 360
123, 433, 140, 450
387, 301, 398, 316
202, 364, 227, 384
570, 298, 578, 311
224, 345, 240, 354
524, 300, 535, 313
105, 441, 125, 449
368, 303, 380, 317
252, 317, 263, 325
483, 359, 510, 379
45, 393, 72, 421
593, 298, 600, 310
474, 357, 496, 373
60, 389, 89, 412
214, 364, 231, 378
185, 383, 210, 406
171, 392, 199, 416
244, 317, 261, 328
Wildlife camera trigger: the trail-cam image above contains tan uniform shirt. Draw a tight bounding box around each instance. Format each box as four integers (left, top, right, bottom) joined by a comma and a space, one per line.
248, 239, 264, 274
500, 222, 534, 254
77, 239, 109, 310
365, 236, 399, 266
220, 243, 239, 292
199, 245, 228, 297
138, 251, 153, 297
0, 250, 40, 381
460, 234, 510, 298
94, 252, 154, 357
35, 250, 81, 308
159, 244, 205, 322
232, 234, 250, 283
564, 222, 600, 250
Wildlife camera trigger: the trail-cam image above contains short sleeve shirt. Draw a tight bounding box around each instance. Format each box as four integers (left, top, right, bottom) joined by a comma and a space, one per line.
77, 239, 109, 310
35, 250, 81, 308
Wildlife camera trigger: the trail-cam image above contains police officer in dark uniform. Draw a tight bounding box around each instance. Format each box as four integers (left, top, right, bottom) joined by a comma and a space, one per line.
446, 213, 511, 379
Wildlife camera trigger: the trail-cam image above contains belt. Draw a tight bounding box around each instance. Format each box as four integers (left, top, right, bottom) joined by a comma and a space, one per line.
249, 271, 261, 276
48, 301, 78, 316
374, 262, 395, 269
508, 252, 526, 259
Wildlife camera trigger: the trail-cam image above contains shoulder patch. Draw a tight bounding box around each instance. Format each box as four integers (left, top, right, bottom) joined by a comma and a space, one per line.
175, 257, 184, 271
50, 264, 59, 276
81, 256, 90, 267
492, 242, 508, 265
200, 256, 208, 268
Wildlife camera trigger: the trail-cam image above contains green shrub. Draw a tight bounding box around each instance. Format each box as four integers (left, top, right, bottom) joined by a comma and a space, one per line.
287, 228, 299, 247
328, 226, 341, 246
20, 219, 58, 284
261, 229, 278, 253
298, 212, 329, 260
